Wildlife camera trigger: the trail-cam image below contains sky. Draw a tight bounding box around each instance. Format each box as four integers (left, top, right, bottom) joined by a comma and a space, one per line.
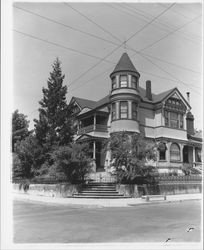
13, 1, 203, 130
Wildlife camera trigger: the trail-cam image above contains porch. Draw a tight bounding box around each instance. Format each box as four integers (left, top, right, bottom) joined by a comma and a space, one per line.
77, 112, 109, 135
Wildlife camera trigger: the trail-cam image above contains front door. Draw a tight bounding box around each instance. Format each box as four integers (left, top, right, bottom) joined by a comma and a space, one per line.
96, 141, 105, 172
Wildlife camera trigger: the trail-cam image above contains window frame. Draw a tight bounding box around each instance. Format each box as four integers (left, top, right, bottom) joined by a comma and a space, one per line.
170, 143, 181, 162
111, 102, 116, 121
132, 102, 137, 120
131, 76, 137, 89
120, 75, 128, 88
112, 76, 117, 90
119, 101, 128, 119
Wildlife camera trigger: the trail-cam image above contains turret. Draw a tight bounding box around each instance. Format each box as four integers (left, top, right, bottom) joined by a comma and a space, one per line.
109, 53, 141, 134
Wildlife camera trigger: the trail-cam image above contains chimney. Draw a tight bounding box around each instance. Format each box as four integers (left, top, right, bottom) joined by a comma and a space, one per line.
186, 92, 190, 105
146, 80, 152, 101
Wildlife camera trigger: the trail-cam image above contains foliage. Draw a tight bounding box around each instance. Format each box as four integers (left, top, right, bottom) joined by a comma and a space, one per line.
34, 58, 74, 148
47, 143, 92, 184
13, 135, 45, 179
106, 132, 157, 183
12, 109, 30, 152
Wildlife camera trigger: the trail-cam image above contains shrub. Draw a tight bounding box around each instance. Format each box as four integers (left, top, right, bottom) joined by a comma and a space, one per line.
48, 143, 92, 184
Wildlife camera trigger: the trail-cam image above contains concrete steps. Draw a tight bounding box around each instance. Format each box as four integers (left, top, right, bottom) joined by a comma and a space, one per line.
73, 182, 129, 199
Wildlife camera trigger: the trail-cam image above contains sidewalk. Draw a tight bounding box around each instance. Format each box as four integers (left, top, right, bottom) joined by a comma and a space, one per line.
13, 192, 202, 208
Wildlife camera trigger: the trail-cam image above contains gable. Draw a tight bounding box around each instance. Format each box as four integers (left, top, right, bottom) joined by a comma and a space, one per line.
163, 89, 190, 113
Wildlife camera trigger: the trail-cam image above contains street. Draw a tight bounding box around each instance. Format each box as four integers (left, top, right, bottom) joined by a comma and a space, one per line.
13, 199, 201, 243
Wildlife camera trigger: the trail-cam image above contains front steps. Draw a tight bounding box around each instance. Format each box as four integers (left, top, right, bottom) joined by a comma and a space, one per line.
73, 182, 130, 199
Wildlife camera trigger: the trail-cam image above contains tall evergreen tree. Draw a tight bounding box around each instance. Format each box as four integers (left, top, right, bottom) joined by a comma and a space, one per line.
34, 58, 73, 148
12, 109, 30, 152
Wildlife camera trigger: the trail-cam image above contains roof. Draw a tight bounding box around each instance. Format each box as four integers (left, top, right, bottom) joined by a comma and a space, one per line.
110, 52, 139, 76
93, 94, 110, 109
73, 87, 190, 115
71, 97, 96, 109
138, 86, 175, 103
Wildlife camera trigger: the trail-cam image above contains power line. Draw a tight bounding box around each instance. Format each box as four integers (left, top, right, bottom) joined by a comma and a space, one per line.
68, 3, 175, 86
109, 3, 201, 45
137, 54, 201, 95
69, 66, 113, 92
13, 29, 116, 64
139, 14, 202, 52
121, 3, 202, 43
13, 5, 119, 47
138, 52, 201, 74
64, 2, 122, 43
14, 4, 200, 76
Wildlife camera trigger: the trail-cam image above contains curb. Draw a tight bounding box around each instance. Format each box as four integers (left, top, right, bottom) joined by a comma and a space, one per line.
13, 193, 202, 208
128, 198, 202, 207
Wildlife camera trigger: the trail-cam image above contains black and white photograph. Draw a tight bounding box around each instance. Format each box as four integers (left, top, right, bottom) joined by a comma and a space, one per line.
1, 1, 203, 250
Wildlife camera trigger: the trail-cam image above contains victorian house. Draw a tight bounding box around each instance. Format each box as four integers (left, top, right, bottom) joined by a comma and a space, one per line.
69, 53, 202, 177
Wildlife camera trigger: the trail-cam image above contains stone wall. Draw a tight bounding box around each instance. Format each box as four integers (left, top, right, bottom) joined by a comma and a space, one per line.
116, 181, 202, 197
13, 183, 83, 197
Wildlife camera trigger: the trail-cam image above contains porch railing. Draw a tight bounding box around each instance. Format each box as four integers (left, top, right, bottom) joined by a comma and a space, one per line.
78, 124, 108, 135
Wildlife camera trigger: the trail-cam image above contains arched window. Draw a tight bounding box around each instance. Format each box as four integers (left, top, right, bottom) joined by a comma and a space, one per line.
170, 143, 181, 161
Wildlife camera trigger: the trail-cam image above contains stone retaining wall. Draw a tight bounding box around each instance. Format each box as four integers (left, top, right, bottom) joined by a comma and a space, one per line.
116, 182, 202, 197
13, 183, 83, 198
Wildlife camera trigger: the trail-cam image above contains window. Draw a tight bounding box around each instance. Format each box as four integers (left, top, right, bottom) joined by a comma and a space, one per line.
132, 102, 137, 120
195, 148, 201, 162
112, 103, 116, 121
170, 143, 180, 161
165, 111, 183, 129
170, 112, 179, 128
164, 110, 169, 127
132, 76, 137, 89
120, 75, 128, 87
180, 114, 184, 129
112, 77, 116, 90
120, 101, 128, 119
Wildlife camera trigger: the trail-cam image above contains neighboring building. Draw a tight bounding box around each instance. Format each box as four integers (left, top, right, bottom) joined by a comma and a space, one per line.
69, 52, 202, 176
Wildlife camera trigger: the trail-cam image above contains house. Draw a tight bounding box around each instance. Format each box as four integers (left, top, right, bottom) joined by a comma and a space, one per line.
69, 52, 202, 177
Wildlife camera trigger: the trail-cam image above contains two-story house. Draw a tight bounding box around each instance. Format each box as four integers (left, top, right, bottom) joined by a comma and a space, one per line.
69, 52, 202, 177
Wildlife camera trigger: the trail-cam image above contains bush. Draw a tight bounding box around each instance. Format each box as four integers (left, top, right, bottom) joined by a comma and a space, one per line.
48, 143, 92, 184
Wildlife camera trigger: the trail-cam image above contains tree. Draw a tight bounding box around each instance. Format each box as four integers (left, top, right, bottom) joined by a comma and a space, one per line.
34, 58, 74, 148
12, 109, 30, 152
13, 135, 45, 179
106, 132, 157, 183
47, 143, 92, 183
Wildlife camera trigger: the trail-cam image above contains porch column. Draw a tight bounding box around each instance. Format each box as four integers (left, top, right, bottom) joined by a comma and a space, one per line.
180, 144, 184, 162
92, 141, 96, 172
93, 113, 96, 130
193, 146, 195, 167
93, 140, 96, 160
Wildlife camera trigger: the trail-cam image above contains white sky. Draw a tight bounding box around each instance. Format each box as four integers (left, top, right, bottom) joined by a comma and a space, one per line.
13, 1, 203, 130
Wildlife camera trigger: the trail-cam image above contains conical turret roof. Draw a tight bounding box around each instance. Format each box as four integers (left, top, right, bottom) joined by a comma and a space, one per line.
111, 52, 140, 76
